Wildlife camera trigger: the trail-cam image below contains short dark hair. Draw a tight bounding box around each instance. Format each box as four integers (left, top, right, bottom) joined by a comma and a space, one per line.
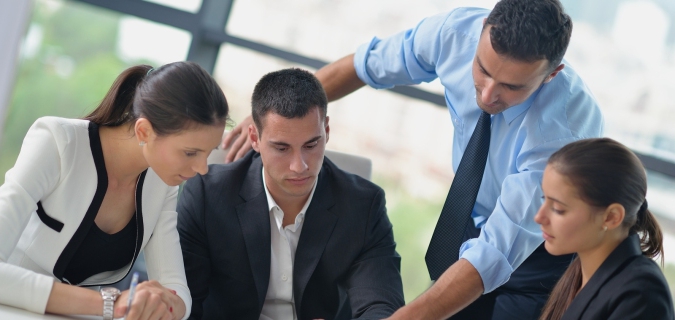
251, 68, 327, 134
485, 0, 572, 70
85, 61, 229, 135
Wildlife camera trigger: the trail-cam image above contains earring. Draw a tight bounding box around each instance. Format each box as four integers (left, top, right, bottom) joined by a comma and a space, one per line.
139, 141, 146, 146
603, 226, 607, 232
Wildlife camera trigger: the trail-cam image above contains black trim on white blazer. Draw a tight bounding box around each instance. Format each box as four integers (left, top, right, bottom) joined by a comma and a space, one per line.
51, 122, 146, 285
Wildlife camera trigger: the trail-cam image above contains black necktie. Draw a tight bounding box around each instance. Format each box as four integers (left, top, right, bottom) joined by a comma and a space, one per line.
425, 111, 491, 280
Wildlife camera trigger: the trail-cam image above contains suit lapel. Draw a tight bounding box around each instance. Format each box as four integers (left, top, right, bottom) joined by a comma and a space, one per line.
293, 163, 338, 315
236, 155, 271, 311
562, 234, 642, 320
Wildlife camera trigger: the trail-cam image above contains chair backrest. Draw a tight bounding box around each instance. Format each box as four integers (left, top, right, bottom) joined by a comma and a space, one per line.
207, 149, 372, 181
324, 150, 372, 181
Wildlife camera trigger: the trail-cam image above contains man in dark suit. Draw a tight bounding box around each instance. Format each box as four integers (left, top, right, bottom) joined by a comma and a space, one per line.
177, 68, 404, 320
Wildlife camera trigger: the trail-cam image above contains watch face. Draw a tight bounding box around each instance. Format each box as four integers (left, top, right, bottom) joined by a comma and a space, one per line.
101, 287, 121, 298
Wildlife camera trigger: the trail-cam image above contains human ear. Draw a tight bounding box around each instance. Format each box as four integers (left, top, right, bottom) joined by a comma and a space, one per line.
603, 203, 626, 231
324, 116, 330, 144
544, 64, 565, 83
134, 118, 155, 145
249, 124, 260, 152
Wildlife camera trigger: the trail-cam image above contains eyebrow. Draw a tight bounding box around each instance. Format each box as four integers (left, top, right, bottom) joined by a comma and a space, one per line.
545, 195, 568, 207
185, 142, 221, 152
476, 56, 526, 90
268, 135, 322, 147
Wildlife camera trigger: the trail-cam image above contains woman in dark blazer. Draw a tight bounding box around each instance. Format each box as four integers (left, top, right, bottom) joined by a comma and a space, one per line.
535, 138, 674, 320
0, 62, 229, 320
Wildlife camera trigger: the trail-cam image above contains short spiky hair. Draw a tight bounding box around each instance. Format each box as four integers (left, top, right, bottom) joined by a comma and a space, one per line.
485, 0, 572, 70
251, 68, 327, 134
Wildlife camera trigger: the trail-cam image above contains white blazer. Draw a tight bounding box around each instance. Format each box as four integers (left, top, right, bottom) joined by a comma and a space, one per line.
0, 117, 191, 318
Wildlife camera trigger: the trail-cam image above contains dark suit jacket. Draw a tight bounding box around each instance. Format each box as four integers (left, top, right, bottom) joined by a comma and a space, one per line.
177, 151, 404, 320
561, 234, 674, 320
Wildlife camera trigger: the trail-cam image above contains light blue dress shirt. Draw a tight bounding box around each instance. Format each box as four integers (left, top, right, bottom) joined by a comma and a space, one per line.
354, 7, 604, 293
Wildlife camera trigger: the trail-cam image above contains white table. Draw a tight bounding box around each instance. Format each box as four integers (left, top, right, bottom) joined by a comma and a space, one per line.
0, 304, 101, 320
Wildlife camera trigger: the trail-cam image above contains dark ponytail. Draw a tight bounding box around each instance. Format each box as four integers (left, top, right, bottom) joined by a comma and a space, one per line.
633, 201, 663, 263
84, 65, 152, 126
85, 62, 229, 134
539, 257, 581, 320
538, 138, 664, 320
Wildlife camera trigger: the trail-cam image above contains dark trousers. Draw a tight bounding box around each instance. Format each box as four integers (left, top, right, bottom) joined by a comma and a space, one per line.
451, 222, 573, 320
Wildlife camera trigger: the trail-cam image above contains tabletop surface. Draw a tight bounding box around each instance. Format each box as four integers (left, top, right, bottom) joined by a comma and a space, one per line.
0, 304, 101, 320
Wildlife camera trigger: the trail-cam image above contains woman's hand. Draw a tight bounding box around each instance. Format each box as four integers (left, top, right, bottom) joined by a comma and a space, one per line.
113, 280, 184, 320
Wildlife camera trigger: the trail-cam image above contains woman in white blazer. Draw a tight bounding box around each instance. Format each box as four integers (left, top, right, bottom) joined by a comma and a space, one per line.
0, 62, 229, 320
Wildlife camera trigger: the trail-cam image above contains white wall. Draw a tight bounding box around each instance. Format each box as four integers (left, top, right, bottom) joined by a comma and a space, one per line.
0, 0, 33, 143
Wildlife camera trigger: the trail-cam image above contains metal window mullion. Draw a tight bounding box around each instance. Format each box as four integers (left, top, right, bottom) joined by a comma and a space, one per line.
186, 0, 235, 73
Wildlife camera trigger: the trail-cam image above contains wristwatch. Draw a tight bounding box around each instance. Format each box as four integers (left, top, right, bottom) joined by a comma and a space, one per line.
100, 287, 121, 320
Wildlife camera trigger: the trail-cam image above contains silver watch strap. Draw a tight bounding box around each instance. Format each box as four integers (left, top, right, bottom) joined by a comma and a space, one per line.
102, 298, 114, 320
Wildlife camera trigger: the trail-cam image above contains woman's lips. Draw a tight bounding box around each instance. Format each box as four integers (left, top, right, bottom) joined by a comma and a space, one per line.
541, 230, 554, 241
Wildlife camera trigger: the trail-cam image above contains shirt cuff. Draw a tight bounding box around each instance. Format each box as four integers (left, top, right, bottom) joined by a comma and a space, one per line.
353, 37, 395, 90
459, 238, 513, 293
24, 272, 54, 314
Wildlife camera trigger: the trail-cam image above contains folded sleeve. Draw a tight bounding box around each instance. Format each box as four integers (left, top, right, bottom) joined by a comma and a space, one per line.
460, 138, 582, 293
353, 11, 454, 89
353, 8, 487, 92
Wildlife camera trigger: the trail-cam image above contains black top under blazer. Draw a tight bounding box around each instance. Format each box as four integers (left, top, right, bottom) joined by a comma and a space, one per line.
177, 151, 404, 320
561, 233, 674, 320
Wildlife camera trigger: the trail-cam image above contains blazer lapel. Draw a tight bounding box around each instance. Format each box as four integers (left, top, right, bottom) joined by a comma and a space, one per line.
293, 165, 338, 315
562, 234, 643, 320
236, 155, 271, 311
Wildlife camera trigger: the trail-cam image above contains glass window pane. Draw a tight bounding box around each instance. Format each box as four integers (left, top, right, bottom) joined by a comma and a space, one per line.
226, 0, 496, 64
117, 17, 191, 65
144, 0, 202, 14
562, 0, 675, 161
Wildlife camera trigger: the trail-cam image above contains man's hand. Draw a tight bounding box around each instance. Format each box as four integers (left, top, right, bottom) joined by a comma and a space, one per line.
221, 115, 254, 163
385, 259, 483, 320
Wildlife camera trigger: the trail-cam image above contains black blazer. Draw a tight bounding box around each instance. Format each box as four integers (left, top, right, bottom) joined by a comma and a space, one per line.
561, 234, 674, 320
177, 151, 404, 320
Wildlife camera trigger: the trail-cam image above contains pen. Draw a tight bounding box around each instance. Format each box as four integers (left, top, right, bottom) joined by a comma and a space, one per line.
125, 272, 140, 317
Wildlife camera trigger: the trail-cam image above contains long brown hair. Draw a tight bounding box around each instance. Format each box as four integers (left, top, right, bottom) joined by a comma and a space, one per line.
84, 61, 229, 134
539, 138, 663, 320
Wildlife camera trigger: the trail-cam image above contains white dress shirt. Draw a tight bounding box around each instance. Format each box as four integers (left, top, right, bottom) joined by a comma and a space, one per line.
259, 168, 318, 320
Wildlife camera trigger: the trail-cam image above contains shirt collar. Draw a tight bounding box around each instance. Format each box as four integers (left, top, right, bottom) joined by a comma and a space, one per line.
501, 85, 543, 124
262, 167, 318, 217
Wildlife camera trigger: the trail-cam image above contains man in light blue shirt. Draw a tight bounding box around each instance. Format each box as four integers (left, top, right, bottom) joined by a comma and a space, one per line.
222, 0, 603, 318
